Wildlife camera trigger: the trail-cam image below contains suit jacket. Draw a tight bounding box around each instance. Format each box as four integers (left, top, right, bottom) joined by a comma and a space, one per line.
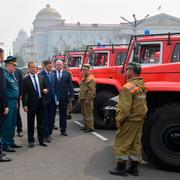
21, 74, 47, 111
39, 69, 53, 104
51, 70, 74, 102
0, 66, 8, 114
14, 68, 23, 96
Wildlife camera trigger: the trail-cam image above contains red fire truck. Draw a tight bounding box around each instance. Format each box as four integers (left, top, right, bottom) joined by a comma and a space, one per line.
103, 32, 180, 171
70, 44, 128, 112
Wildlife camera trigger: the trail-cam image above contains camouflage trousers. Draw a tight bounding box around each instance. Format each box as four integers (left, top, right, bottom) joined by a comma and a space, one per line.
80, 99, 94, 129
114, 121, 144, 162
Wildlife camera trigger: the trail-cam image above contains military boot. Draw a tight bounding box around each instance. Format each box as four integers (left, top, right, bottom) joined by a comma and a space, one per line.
109, 161, 127, 176
127, 161, 139, 176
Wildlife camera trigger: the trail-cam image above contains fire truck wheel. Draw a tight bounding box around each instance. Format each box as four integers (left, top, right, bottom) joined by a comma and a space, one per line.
94, 90, 116, 129
142, 103, 180, 171
72, 99, 81, 113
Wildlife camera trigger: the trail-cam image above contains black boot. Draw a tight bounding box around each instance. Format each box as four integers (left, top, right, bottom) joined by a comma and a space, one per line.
109, 161, 127, 176
127, 161, 139, 176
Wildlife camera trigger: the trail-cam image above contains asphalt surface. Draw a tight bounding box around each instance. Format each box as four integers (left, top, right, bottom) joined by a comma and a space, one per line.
0, 112, 179, 180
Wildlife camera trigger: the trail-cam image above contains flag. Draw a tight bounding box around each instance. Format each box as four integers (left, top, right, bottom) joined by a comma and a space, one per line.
158, 5, 161, 11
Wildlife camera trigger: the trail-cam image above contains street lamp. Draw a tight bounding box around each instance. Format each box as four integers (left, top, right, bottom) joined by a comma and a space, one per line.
121, 14, 150, 35
133, 14, 137, 27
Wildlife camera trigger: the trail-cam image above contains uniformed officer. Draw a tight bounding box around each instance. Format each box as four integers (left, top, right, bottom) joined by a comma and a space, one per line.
79, 64, 96, 132
0, 48, 11, 161
2, 56, 22, 152
109, 62, 148, 176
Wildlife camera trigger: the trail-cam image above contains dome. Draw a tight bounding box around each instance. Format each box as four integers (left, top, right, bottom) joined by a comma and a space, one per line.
16, 29, 28, 40
36, 4, 61, 18
33, 4, 65, 27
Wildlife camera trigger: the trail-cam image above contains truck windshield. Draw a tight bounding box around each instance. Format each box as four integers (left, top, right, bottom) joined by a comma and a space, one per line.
88, 52, 108, 67
133, 43, 161, 65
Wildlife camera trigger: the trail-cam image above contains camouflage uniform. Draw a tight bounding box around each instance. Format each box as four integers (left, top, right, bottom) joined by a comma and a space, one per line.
79, 75, 96, 130
110, 62, 147, 176
114, 77, 147, 161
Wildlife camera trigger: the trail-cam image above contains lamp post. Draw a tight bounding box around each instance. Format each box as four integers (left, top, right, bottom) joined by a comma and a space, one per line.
121, 14, 150, 35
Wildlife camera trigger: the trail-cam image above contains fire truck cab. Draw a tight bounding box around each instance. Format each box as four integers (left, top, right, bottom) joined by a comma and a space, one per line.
104, 33, 180, 171
71, 44, 128, 112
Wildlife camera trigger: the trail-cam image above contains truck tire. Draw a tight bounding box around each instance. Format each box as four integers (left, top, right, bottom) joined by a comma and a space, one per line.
142, 103, 180, 171
94, 91, 116, 129
72, 99, 81, 113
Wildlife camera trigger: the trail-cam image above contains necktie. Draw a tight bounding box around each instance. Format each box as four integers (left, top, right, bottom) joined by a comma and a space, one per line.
47, 72, 51, 82
58, 71, 61, 82
33, 75, 40, 98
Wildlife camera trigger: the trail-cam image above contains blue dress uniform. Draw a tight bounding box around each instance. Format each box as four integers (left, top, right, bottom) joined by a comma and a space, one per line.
2, 57, 19, 151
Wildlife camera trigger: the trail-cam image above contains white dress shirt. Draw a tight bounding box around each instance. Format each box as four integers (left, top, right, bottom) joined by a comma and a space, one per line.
29, 73, 42, 98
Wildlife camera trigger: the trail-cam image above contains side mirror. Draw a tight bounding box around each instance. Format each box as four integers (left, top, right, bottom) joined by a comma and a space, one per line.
134, 42, 140, 56
133, 42, 140, 62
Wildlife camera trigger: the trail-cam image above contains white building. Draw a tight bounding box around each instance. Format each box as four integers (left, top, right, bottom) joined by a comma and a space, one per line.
13, 4, 180, 65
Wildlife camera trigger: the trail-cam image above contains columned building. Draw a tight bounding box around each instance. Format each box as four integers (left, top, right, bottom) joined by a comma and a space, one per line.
13, 4, 180, 65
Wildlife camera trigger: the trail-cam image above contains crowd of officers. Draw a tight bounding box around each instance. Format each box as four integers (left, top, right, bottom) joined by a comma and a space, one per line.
0, 47, 148, 176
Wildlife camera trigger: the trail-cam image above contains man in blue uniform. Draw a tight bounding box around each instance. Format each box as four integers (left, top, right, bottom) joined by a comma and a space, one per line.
0, 49, 12, 161
2, 56, 22, 152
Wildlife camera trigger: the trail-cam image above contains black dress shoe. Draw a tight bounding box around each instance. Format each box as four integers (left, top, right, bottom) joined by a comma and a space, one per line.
53, 125, 58, 130
84, 128, 94, 133
1, 152, 6, 156
0, 156, 12, 162
28, 143, 34, 148
61, 132, 68, 136
39, 143, 47, 147
80, 127, 87, 131
17, 132, 23, 137
10, 144, 22, 148
3, 147, 16, 152
67, 115, 72, 119
44, 137, 51, 143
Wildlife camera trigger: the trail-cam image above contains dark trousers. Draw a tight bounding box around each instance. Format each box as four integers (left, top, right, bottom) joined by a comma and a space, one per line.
16, 100, 22, 133
43, 101, 56, 138
27, 101, 44, 144
0, 113, 6, 157
57, 100, 68, 133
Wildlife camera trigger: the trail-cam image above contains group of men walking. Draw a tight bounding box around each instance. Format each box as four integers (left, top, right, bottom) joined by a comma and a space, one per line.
0, 47, 148, 176
0, 48, 76, 160
0, 48, 98, 163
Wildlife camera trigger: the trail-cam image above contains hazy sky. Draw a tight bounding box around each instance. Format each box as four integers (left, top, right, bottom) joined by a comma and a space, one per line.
0, 0, 179, 53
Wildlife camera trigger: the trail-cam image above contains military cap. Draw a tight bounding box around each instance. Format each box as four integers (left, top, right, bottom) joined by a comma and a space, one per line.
4, 56, 17, 66
82, 64, 90, 70
126, 62, 141, 75
63, 63, 68, 68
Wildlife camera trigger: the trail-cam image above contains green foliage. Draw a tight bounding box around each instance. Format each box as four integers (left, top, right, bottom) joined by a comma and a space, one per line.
14, 53, 25, 67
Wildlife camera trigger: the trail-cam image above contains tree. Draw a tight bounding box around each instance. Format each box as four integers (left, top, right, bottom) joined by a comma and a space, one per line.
14, 53, 25, 67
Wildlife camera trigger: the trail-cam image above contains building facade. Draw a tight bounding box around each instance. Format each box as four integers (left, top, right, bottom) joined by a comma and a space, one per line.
13, 4, 180, 65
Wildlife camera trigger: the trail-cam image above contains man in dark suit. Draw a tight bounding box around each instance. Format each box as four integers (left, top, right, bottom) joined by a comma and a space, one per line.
14, 68, 23, 137
39, 60, 55, 142
0, 48, 11, 161
22, 61, 48, 147
51, 60, 74, 136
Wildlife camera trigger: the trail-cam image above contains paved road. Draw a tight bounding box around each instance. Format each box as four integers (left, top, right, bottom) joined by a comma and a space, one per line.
0, 113, 179, 180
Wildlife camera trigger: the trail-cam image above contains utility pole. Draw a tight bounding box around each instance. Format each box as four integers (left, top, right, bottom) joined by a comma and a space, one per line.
121, 14, 150, 35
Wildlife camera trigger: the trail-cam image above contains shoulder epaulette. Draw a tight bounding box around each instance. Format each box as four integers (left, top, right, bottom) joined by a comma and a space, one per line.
123, 82, 140, 94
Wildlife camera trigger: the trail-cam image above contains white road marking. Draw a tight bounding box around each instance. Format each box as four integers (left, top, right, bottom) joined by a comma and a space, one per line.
74, 121, 108, 141
91, 132, 108, 141
74, 120, 84, 127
